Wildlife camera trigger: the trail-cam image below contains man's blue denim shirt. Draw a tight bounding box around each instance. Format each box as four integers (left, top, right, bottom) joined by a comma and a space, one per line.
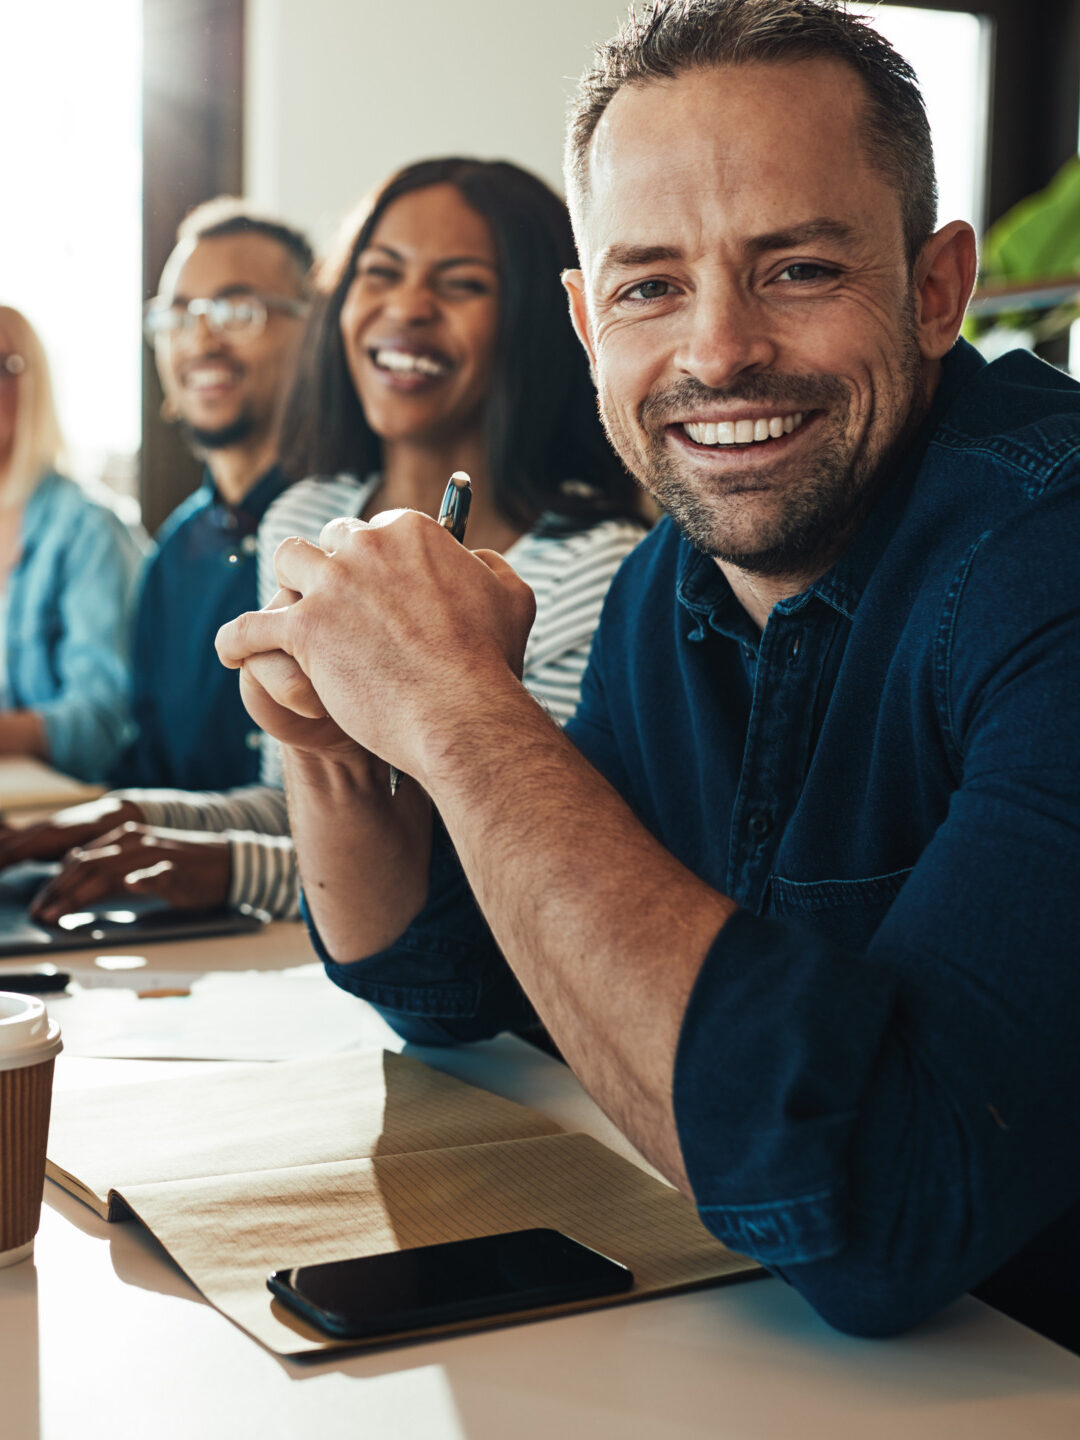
112, 464, 291, 790
315, 341, 1080, 1341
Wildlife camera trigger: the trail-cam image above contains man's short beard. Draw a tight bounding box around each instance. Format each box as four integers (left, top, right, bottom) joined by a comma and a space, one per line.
601, 310, 924, 578
181, 412, 256, 452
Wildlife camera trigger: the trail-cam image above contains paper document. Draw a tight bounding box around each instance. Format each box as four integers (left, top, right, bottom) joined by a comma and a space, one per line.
45, 965, 392, 1060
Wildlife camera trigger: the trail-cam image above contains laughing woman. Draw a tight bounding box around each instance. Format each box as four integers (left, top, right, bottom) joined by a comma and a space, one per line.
0, 306, 139, 781
269, 156, 646, 714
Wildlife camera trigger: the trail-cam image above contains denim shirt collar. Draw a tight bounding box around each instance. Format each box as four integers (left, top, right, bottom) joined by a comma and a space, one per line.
675, 339, 986, 641
205, 462, 291, 525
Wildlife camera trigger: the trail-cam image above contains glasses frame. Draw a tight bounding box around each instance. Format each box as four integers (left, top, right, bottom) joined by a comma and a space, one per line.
142, 293, 310, 345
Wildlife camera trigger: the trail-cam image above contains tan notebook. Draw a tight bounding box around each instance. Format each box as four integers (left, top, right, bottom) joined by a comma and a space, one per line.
46, 1050, 760, 1354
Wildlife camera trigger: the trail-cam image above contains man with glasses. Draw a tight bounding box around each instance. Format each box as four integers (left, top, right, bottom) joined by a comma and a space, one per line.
0, 198, 312, 908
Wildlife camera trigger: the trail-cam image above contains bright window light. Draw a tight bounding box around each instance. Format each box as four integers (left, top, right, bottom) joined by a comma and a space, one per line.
851, 4, 991, 235
0, 1, 142, 493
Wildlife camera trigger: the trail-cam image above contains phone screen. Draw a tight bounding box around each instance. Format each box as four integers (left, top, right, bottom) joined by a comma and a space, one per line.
267, 1228, 633, 1340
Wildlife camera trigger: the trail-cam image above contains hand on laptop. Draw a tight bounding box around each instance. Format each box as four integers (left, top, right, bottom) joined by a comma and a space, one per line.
0, 797, 144, 869
27, 823, 231, 926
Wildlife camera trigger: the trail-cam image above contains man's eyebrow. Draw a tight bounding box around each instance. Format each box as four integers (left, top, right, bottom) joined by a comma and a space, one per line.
595, 243, 683, 278
594, 221, 859, 279
362, 243, 496, 271
170, 283, 258, 303
744, 219, 859, 254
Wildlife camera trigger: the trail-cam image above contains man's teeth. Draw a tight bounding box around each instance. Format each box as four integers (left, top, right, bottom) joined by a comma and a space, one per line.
186, 367, 237, 391
683, 412, 805, 446
373, 348, 449, 377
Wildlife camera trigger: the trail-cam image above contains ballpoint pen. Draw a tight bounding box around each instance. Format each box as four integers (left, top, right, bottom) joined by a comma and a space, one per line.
389, 471, 472, 797
0, 970, 71, 994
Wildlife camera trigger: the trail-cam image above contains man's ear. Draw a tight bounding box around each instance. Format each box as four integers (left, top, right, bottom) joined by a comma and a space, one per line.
914, 220, 978, 360
562, 268, 597, 379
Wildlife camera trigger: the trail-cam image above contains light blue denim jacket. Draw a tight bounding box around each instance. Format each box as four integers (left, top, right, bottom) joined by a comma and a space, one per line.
6, 471, 141, 780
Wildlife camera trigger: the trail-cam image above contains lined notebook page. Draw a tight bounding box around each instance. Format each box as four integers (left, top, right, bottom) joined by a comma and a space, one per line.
46, 1050, 563, 1216
119, 1131, 757, 1354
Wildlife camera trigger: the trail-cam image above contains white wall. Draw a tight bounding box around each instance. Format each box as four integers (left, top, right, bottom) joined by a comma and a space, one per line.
245, 0, 627, 252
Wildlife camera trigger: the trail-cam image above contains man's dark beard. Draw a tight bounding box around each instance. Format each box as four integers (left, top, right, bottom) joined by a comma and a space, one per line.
181, 413, 255, 452
604, 320, 923, 577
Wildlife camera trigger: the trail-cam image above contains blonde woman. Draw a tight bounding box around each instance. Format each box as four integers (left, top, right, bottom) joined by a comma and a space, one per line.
0, 306, 139, 779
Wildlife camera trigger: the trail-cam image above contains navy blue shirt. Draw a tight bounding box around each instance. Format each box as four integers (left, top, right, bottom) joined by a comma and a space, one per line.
316, 342, 1080, 1346
112, 465, 291, 790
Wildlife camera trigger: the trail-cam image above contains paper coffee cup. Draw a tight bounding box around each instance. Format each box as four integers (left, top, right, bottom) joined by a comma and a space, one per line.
0, 992, 62, 1267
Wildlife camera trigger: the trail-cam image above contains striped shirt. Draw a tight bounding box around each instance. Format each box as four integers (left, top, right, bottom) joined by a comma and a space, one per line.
118, 474, 646, 917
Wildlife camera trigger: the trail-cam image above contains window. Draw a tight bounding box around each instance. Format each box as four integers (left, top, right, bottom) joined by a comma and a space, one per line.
851, 4, 992, 234
1, 1, 142, 498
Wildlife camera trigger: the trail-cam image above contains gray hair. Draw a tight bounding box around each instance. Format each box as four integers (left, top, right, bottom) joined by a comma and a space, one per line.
565, 0, 937, 266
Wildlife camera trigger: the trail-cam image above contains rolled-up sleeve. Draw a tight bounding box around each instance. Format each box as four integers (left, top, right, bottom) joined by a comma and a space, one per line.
674, 496, 1080, 1336
313, 817, 537, 1045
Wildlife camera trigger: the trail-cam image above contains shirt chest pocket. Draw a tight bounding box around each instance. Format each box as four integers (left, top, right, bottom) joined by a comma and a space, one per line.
767, 868, 914, 952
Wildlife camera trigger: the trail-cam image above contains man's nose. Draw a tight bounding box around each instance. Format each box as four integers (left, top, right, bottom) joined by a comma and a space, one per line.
174, 309, 226, 353
674, 280, 777, 389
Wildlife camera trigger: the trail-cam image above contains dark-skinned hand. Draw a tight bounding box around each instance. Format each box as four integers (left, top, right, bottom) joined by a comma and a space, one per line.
0, 796, 144, 870
29, 822, 231, 925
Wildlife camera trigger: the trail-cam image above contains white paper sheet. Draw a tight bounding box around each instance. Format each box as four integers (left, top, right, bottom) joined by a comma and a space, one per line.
43, 964, 395, 1060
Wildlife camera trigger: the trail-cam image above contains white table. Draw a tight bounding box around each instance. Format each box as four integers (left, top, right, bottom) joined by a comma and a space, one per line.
0, 755, 104, 815
1, 925, 1079, 1439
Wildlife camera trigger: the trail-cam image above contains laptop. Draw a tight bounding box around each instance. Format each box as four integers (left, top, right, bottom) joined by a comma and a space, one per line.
0, 861, 266, 958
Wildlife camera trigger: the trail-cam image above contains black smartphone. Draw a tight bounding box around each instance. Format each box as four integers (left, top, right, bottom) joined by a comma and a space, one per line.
267, 1227, 633, 1340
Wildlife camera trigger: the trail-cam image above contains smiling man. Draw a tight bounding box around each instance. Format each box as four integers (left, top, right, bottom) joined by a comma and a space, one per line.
217, 0, 1080, 1349
0, 199, 312, 907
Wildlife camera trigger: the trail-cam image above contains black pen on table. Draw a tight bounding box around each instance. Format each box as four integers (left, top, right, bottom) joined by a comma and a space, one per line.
0, 970, 71, 994
389, 471, 472, 797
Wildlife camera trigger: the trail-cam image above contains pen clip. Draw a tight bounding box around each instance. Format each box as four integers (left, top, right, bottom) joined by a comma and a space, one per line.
437, 471, 472, 543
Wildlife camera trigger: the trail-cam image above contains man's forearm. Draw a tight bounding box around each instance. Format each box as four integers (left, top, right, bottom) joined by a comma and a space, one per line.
283, 748, 434, 960
417, 686, 736, 1192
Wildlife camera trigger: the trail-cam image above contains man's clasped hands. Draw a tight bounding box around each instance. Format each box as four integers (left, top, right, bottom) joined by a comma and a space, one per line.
216, 508, 535, 788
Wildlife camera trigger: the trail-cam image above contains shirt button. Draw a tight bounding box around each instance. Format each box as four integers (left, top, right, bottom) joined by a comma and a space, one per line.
748, 810, 773, 839
242, 534, 258, 555
246, 731, 263, 750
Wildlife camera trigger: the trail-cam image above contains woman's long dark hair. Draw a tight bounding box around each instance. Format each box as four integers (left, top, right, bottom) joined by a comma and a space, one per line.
278, 157, 643, 530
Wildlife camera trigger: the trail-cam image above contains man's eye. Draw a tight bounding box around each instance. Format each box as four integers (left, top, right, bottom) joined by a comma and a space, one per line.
622, 279, 673, 303
358, 266, 399, 284
775, 263, 838, 283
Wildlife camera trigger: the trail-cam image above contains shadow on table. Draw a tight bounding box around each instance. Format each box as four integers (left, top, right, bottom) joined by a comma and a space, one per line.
0, 1257, 41, 1440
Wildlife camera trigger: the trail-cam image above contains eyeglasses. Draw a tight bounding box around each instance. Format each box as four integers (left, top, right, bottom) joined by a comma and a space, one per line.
0, 353, 26, 381
142, 294, 310, 343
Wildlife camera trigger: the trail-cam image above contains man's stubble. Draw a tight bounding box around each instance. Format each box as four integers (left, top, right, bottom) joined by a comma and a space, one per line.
598, 302, 924, 579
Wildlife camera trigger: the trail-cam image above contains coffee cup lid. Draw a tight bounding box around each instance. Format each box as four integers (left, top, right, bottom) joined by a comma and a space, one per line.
0, 992, 63, 1071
